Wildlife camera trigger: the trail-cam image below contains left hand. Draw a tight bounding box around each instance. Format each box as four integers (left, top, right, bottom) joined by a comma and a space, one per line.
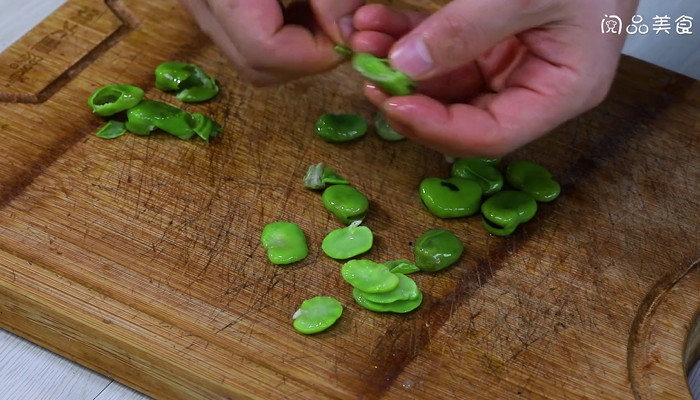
179, 0, 364, 85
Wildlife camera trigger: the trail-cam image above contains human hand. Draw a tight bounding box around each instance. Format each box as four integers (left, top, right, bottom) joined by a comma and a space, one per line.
179, 0, 364, 85
351, 0, 639, 157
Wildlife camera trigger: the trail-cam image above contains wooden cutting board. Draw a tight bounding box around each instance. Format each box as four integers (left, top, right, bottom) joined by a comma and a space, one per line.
0, 1, 698, 399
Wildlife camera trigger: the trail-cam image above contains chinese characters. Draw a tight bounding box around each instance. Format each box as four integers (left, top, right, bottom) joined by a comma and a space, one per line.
602, 14, 694, 35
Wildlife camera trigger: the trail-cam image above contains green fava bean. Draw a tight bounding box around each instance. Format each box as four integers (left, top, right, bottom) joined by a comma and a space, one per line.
261, 221, 309, 265
341, 259, 399, 293
451, 158, 504, 195
414, 228, 463, 272
322, 221, 373, 260
480, 190, 537, 236
419, 177, 482, 218
384, 259, 420, 275
292, 296, 343, 334
315, 114, 367, 142
359, 273, 420, 303
155, 61, 219, 102
351, 52, 416, 96
125, 100, 196, 139
322, 185, 369, 225
303, 163, 349, 190
88, 84, 144, 116
95, 120, 127, 139
505, 161, 561, 202
374, 112, 405, 141
353, 288, 423, 313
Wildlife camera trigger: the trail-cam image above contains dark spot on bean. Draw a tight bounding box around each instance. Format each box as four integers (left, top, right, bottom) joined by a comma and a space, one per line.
440, 181, 460, 191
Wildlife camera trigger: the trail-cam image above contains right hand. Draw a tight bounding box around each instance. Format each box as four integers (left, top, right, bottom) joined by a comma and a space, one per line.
350, 1, 638, 157
179, 0, 364, 85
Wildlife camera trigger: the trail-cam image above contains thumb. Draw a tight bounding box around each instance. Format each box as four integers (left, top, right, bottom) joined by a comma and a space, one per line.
310, 0, 365, 44
388, 0, 561, 80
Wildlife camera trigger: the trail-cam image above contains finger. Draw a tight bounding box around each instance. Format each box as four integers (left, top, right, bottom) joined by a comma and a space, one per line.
363, 82, 415, 137
363, 82, 389, 108
388, 0, 563, 80
350, 31, 396, 55
353, 4, 426, 38
179, 0, 292, 84
379, 59, 583, 157
309, 0, 365, 43
206, 0, 340, 75
411, 63, 484, 103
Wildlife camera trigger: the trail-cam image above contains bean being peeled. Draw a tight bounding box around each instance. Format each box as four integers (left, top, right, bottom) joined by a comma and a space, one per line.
351, 53, 416, 96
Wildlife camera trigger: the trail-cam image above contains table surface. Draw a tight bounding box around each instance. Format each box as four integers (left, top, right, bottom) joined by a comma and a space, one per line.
0, 1, 699, 399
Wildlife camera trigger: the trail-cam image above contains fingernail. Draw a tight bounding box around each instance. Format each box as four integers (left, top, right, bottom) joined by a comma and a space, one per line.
337, 16, 356, 42
390, 35, 433, 78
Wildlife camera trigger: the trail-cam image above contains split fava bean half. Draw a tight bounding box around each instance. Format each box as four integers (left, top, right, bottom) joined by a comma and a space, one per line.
358, 273, 421, 304
506, 160, 561, 202
322, 184, 369, 225
260, 221, 309, 265
451, 157, 503, 195
413, 228, 464, 272
88, 84, 144, 116
322, 221, 373, 260
480, 190, 537, 236
351, 52, 416, 96
315, 114, 367, 143
343, 261, 423, 313
341, 259, 400, 293
292, 296, 343, 334
155, 61, 219, 102
352, 287, 423, 313
419, 177, 482, 218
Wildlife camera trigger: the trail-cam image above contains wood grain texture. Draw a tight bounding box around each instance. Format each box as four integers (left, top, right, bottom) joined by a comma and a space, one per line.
0, 0, 698, 399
